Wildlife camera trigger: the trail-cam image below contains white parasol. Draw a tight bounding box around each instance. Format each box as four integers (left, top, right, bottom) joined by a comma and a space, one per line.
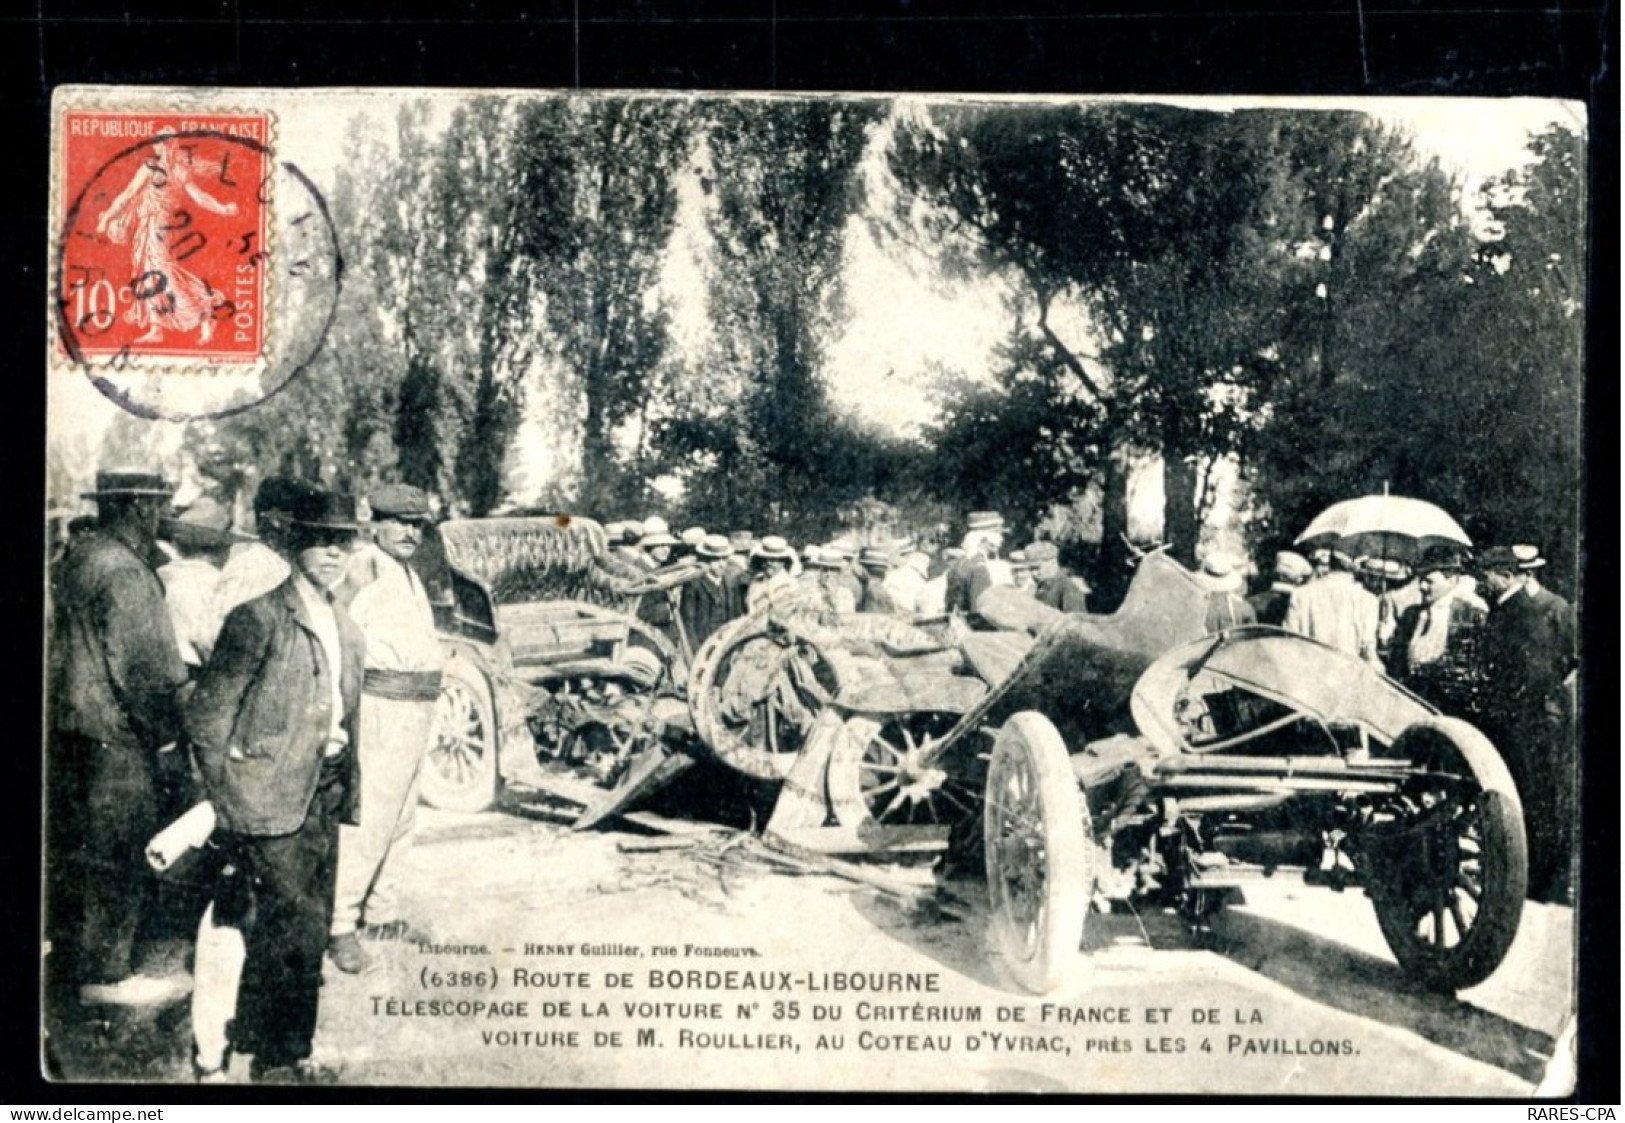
1295, 494, 1471, 563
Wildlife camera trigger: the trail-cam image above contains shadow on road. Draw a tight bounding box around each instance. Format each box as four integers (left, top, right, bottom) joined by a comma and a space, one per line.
1210, 908, 1553, 1085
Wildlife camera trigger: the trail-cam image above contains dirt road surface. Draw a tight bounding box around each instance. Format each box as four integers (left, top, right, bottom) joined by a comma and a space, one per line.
44, 783, 1575, 1095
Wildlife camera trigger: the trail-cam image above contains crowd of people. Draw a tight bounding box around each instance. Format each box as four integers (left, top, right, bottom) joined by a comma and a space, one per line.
48, 470, 444, 1083
593, 508, 1097, 654
44, 470, 1580, 1083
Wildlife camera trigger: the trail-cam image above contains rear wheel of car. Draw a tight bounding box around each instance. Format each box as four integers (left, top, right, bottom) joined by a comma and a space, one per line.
983, 711, 1092, 994
421, 656, 499, 813
1366, 717, 1527, 993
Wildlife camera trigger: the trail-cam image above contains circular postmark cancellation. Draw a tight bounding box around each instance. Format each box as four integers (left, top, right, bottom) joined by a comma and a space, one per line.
54, 109, 342, 421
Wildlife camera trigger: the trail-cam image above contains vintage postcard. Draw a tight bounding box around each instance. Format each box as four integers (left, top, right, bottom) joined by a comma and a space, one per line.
43, 86, 1585, 1094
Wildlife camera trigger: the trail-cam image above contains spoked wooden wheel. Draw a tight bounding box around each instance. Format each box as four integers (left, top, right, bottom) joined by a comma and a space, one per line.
829, 713, 980, 830
983, 711, 1092, 994
1364, 717, 1527, 993
422, 658, 499, 812
688, 612, 841, 781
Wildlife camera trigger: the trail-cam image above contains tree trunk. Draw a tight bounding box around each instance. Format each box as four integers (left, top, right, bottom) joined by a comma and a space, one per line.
1097, 445, 1132, 611
1164, 453, 1200, 568
580, 390, 612, 516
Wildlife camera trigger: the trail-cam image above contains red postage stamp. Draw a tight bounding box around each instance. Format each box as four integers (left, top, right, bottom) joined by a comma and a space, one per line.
57, 110, 272, 366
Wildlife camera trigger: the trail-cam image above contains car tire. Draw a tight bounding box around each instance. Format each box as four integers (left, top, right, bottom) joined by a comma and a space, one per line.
1367, 717, 1527, 994
983, 710, 1092, 994
421, 655, 500, 813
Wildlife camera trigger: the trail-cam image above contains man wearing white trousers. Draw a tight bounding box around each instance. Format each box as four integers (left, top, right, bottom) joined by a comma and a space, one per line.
327, 483, 444, 975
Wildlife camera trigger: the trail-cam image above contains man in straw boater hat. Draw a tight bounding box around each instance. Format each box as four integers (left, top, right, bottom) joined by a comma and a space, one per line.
681, 533, 747, 645
1247, 550, 1311, 627
48, 469, 192, 1009
326, 484, 444, 976
185, 485, 366, 1082
1194, 552, 1257, 634
945, 510, 1012, 615
745, 534, 801, 612
1475, 544, 1578, 904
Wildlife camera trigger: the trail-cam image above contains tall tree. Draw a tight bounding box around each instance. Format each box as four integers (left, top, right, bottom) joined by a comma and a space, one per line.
886, 104, 1288, 572
512, 97, 696, 514
669, 98, 886, 528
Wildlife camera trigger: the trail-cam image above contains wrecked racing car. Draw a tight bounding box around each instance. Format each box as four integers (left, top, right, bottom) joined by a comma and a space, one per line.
687, 552, 1528, 997
957, 556, 1526, 996
413, 516, 696, 812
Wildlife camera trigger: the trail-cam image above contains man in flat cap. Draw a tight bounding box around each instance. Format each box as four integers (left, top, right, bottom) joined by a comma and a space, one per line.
186, 485, 366, 1081
1028, 541, 1091, 614
48, 469, 192, 1008
327, 484, 444, 974
857, 547, 900, 614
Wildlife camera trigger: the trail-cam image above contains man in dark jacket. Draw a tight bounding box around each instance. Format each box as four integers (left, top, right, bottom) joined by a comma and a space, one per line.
1387, 546, 1487, 719
1476, 545, 1578, 903
48, 470, 191, 1007
1029, 541, 1091, 614
679, 534, 745, 646
186, 486, 365, 1081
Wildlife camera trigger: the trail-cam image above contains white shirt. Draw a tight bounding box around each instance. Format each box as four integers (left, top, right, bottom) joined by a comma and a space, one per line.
293, 573, 348, 747
345, 543, 442, 672
157, 556, 223, 667
216, 541, 291, 614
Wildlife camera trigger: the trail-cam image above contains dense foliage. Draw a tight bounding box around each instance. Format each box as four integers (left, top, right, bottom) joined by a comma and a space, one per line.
161, 97, 1583, 595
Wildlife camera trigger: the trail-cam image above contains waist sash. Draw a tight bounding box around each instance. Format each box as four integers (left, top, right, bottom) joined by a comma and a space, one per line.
362, 668, 444, 702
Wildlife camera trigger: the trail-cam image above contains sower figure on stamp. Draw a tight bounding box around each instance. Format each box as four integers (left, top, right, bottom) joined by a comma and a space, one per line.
185, 487, 365, 1082
48, 469, 192, 1009
327, 484, 444, 974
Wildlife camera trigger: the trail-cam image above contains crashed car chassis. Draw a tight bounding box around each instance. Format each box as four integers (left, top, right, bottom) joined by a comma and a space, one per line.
975, 619, 1528, 997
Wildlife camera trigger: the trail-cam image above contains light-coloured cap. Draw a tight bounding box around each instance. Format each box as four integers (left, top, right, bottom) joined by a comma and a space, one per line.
1274, 551, 1313, 581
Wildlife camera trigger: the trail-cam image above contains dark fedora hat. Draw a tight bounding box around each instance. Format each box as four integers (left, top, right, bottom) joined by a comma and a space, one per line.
81, 469, 175, 500
284, 487, 360, 533
1475, 545, 1521, 574
1417, 542, 1469, 574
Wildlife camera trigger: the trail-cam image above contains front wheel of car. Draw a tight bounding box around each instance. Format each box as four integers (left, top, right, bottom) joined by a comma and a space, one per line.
421, 657, 499, 813
1365, 717, 1527, 994
983, 711, 1092, 994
